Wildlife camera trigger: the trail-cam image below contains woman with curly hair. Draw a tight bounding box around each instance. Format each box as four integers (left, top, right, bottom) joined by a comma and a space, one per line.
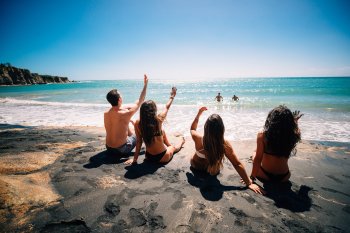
125, 87, 185, 164
250, 105, 302, 183
190, 106, 264, 194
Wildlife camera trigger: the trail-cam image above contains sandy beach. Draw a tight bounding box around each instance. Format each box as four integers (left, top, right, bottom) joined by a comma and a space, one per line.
0, 124, 349, 232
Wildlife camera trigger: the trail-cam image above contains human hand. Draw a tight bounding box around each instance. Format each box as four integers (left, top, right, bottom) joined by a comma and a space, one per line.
144, 74, 148, 85
124, 158, 137, 165
240, 176, 255, 184
170, 87, 177, 98
198, 106, 208, 114
248, 183, 265, 195
292, 110, 304, 121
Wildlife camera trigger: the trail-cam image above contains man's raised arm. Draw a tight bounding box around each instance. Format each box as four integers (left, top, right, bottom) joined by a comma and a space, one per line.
129, 74, 148, 113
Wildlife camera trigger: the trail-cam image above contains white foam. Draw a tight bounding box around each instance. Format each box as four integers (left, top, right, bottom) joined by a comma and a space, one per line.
0, 97, 108, 107
1, 98, 350, 142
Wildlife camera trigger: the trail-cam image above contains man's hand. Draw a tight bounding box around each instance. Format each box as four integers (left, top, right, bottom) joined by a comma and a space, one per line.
124, 158, 137, 165
144, 74, 148, 85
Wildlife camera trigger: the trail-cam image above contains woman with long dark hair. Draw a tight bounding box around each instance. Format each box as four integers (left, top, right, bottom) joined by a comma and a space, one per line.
250, 105, 302, 182
190, 106, 263, 194
125, 87, 185, 164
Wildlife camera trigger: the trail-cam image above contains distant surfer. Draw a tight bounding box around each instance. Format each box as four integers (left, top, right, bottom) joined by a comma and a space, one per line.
215, 92, 223, 102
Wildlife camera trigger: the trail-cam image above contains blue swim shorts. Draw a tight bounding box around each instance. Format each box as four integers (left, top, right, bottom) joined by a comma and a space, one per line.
106, 134, 137, 155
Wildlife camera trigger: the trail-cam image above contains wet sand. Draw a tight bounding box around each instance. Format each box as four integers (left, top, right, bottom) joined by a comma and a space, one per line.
0, 124, 349, 232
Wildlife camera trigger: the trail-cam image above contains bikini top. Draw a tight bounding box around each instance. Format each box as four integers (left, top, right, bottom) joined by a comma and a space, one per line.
196, 149, 206, 159
196, 138, 206, 159
196, 138, 207, 159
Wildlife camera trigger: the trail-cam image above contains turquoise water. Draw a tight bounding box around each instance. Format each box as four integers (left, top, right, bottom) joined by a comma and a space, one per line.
1, 77, 349, 111
1, 77, 350, 142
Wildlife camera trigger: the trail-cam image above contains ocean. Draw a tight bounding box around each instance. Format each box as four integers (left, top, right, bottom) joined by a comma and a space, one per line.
1, 77, 350, 142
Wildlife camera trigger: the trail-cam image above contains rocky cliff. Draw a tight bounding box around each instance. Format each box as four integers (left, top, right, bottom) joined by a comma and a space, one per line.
0, 64, 70, 85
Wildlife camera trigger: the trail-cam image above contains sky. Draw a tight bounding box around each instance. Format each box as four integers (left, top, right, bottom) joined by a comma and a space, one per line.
1, 0, 350, 80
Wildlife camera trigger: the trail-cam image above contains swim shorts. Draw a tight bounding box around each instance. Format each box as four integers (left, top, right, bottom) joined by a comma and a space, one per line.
106, 134, 137, 155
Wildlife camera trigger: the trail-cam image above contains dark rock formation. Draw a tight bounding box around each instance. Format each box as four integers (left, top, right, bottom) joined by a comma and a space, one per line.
0, 64, 70, 85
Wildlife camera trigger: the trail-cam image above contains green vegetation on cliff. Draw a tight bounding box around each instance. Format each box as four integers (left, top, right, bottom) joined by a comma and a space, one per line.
0, 63, 70, 85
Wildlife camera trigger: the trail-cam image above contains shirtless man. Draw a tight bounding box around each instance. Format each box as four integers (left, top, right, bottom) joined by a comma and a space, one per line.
104, 75, 148, 156
232, 94, 239, 101
215, 92, 223, 102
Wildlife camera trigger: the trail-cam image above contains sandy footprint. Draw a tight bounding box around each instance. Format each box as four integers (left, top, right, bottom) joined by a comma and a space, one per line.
129, 208, 147, 227
229, 206, 249, 226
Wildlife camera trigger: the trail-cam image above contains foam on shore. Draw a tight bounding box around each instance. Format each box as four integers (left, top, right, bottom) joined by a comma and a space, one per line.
1, 97, 350, 142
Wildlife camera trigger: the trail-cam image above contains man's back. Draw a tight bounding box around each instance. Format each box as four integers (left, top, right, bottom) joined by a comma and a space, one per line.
104, 75, 148, 151
104, 108, 132, 148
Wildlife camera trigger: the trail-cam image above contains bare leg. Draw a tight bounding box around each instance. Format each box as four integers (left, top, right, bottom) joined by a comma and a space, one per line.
160, 137, 185, 163
162, 130, 171, 147
174, 136, 185, 153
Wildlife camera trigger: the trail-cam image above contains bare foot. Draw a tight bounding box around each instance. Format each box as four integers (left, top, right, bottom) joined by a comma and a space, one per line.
174, 136, 185, 153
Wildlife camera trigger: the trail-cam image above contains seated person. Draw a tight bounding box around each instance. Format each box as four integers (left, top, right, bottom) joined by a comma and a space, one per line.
190, 106, 264, 194
104, 75, 148, 156
250, 105, 302, 183
125, 87, 185, 164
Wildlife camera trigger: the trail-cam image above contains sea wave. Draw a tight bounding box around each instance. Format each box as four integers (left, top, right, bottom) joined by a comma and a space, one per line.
1, 98, 350, 142
0, 97, 109, 108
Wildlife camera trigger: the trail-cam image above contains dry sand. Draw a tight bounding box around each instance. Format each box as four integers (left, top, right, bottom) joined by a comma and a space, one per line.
0, 124, 349, 232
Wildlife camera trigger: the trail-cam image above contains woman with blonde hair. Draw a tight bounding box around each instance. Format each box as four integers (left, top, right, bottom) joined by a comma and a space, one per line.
190, 106, 263, 194
125, 87, 185, 164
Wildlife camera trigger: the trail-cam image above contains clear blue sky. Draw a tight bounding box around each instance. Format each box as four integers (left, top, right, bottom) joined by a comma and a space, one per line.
1, 0, 350, 80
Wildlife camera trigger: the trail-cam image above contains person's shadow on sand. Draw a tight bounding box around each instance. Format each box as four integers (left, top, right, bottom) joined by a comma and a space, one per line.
186, 166, 244, 201
262, 181, 312, 212
83, 150, 132, 169
124, 160, 164, 179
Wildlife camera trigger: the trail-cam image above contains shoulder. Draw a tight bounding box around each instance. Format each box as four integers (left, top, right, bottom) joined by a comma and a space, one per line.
223, 139, 238, 161
191, 130, 202, 139
192, 133, 203, 145
257, 132, 264, 140
104, 109, 112, 118
224, 139, 233, 151
157, 114, 165, 122
117, 107, 135, 117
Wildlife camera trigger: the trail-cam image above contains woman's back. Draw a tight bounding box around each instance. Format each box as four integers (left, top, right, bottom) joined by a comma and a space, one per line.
124, 88, 185, 165
189, 107, 264, 194
191, 136, 235, 175
135, 120, 167, 154
250, 106, 302, 182
261, 153, 289, 174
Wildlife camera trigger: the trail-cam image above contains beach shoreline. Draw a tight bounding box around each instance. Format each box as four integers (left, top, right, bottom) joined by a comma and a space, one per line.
1, 124, 349, 232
